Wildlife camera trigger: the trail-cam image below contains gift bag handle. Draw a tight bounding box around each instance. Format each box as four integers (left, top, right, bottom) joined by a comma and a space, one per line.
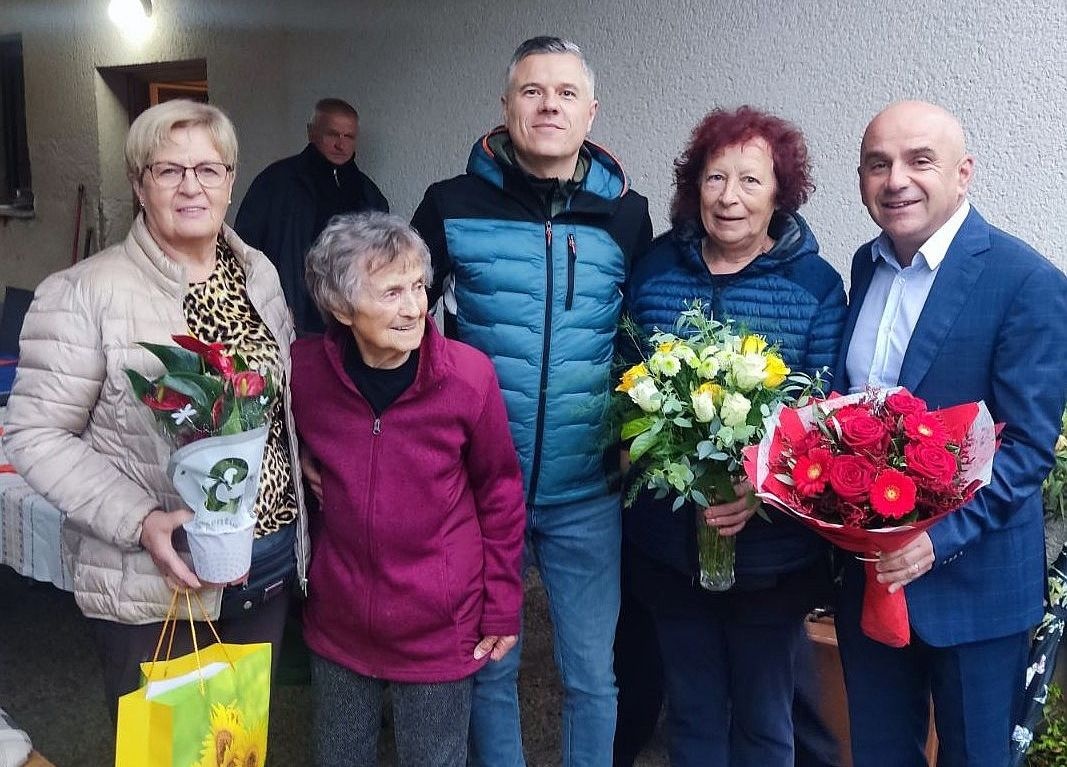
146, 588, 238, 694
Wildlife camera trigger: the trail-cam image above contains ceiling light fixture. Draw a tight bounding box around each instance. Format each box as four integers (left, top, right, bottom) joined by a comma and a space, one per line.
108, 0, 154, 40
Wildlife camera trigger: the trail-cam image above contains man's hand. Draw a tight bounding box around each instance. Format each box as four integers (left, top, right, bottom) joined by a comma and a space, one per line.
875, 532, 935, 594
140, 508, 200, 590
473, 634, 518, 662
301, 451, 323, 504
701, 480, 758, 537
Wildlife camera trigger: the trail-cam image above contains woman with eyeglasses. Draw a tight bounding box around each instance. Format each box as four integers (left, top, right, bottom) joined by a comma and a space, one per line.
3, 99, 308, 721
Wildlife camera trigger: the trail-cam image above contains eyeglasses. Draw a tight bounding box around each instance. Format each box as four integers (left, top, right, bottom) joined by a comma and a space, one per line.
144, 162, 233, 189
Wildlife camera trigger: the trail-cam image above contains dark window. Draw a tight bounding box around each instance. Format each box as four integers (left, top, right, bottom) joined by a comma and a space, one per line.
0, 34, 32, 216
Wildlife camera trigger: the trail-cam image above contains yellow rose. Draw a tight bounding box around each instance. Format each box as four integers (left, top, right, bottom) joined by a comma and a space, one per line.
691, 382, 718, 422
763, 354, 790, 388
740, 335, 768, 355
615, 362, 649, 393
657, 341, 676, 354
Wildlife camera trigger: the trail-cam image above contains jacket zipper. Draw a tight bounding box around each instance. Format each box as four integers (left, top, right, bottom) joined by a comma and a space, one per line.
526, 221, 554, 506
333, 168, 340, 188
565, 232, 577, 310
365, 414, 382, 637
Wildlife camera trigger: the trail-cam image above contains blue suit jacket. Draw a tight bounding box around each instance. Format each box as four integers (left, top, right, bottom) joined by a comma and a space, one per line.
834, 206, 1067, 646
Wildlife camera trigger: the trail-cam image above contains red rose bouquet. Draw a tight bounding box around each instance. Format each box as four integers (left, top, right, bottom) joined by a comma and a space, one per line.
743, 387, 997, 646
126, 335, 277, 583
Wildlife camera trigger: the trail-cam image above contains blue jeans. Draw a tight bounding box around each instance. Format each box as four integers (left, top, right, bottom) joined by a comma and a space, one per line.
468, 493, 621, 767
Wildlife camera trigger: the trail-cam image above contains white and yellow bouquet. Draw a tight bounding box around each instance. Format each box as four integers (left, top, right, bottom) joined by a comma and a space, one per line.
616, 301, 823, 590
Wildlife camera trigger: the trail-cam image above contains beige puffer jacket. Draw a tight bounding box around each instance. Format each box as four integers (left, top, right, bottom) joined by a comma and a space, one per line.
3, 216, 309, 624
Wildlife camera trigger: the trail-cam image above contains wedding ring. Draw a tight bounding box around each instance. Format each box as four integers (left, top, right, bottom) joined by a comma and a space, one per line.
911, 563, 919, 575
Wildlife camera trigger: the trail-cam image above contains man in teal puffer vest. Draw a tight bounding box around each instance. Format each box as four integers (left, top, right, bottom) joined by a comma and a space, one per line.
412, 36, 652, 767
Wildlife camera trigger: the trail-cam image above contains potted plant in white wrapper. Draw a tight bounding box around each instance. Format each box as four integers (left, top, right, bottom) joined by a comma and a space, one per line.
126, 335, 276, 583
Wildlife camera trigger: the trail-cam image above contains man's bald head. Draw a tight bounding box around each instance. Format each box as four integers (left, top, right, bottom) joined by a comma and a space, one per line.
862, 101, 968, 163
858, 100, 974, 265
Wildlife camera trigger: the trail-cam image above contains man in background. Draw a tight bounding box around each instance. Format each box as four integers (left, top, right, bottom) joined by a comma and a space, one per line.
236, 97, 389, 334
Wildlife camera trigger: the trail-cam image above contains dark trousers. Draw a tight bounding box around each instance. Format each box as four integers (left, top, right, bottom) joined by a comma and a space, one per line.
836, 592, 1029, 767
311, 652, 473, 767
613, 547, 664, 767
89, 587, 290, 723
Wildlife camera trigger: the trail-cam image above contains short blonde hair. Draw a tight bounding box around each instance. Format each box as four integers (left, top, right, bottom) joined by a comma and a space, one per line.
125, 100, 238, 182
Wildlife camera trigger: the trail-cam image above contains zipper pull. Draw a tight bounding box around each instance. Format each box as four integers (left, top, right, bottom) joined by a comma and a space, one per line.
566, 233, 577, 310
545, 220, 553, 248
372, 417, 381, 435
333, 168, 340, 188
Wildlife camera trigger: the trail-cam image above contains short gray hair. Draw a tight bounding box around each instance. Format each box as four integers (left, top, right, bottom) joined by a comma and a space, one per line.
125, 100, 238, 183
305, 212, 433, 323
308, 97, 359, 127
505, 36, 595, 96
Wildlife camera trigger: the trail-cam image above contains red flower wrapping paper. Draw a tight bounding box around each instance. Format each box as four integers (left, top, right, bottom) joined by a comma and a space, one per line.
743, 388, 997, 647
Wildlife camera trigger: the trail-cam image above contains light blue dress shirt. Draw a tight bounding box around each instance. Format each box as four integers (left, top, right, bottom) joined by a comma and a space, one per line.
846, 201, 971, 392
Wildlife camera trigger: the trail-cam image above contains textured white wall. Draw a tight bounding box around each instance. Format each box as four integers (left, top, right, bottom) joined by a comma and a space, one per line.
0, 0, 293, 292
2, 0, 1065, 295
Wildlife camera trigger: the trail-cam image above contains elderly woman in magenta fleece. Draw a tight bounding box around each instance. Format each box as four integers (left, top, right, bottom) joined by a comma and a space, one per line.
619, 107, 847, 766
290, 211, 525, 767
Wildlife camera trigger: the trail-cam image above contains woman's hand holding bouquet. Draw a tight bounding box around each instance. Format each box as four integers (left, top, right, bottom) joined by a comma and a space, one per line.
127, 335, 277, 585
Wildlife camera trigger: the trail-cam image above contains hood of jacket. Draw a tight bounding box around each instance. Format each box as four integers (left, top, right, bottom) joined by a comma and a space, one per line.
465, 125, 630, 205
668, 210, 821, 281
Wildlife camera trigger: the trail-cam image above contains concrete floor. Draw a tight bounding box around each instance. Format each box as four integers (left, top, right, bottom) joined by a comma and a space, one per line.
0, 567, 667, 766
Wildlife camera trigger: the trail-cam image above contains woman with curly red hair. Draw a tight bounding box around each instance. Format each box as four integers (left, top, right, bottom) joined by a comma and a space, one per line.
619, 106, 847, 766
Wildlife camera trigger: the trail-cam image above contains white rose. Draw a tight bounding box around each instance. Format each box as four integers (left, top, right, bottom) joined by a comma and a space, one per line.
691, 387, 717, 423
732, 353, 767, 391
719, 391, 751, 427
628, 377, 663, 413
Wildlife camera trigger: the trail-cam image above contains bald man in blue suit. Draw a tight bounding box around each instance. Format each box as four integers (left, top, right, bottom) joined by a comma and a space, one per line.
832, 101, 1067, 766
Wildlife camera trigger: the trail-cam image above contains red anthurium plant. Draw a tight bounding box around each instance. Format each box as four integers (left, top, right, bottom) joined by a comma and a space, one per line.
125, 335, 276, 447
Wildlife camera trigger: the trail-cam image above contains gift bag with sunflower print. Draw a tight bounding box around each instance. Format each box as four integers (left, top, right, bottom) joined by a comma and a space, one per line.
115, 592, 272, 767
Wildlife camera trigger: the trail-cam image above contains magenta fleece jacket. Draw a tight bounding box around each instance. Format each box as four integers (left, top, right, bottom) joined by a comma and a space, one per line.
291, 320, 525, 682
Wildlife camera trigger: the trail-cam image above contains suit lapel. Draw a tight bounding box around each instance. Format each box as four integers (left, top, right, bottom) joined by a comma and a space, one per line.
897, 208, 991, 391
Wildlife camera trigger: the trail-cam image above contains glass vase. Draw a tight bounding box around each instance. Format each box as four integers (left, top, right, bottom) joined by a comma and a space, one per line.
695, 509, 735, 591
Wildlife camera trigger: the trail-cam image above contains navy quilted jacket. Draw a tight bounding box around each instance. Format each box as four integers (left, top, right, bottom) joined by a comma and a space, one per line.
624, 212, 847, 578
412, 128, 652, 507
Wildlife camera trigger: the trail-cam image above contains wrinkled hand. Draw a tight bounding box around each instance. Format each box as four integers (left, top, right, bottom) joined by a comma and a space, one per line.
473, 634, 518, 662
301, 451, 323, 505
876, 532, 934, 594
140, 508, 200, 590
702, 480, 757, 537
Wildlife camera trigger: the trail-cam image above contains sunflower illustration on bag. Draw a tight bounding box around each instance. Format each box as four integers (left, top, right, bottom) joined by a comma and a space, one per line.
195, 702, 266, 767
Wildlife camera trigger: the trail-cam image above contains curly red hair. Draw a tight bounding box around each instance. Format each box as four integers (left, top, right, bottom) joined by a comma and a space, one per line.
670, 106, 814, 227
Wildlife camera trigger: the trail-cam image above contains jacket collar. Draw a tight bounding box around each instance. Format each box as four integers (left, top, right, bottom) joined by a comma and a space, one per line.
467, 126, 629, 205
125, 213, 271, 299
838, 205, 991, 393
321, 317, 449, 400
673, 211, 819, 280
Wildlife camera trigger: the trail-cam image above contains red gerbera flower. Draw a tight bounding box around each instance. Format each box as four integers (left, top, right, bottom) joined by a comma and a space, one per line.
903, 412, 949, 445
870, 469, 917, 519
791, 448, 832, 497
